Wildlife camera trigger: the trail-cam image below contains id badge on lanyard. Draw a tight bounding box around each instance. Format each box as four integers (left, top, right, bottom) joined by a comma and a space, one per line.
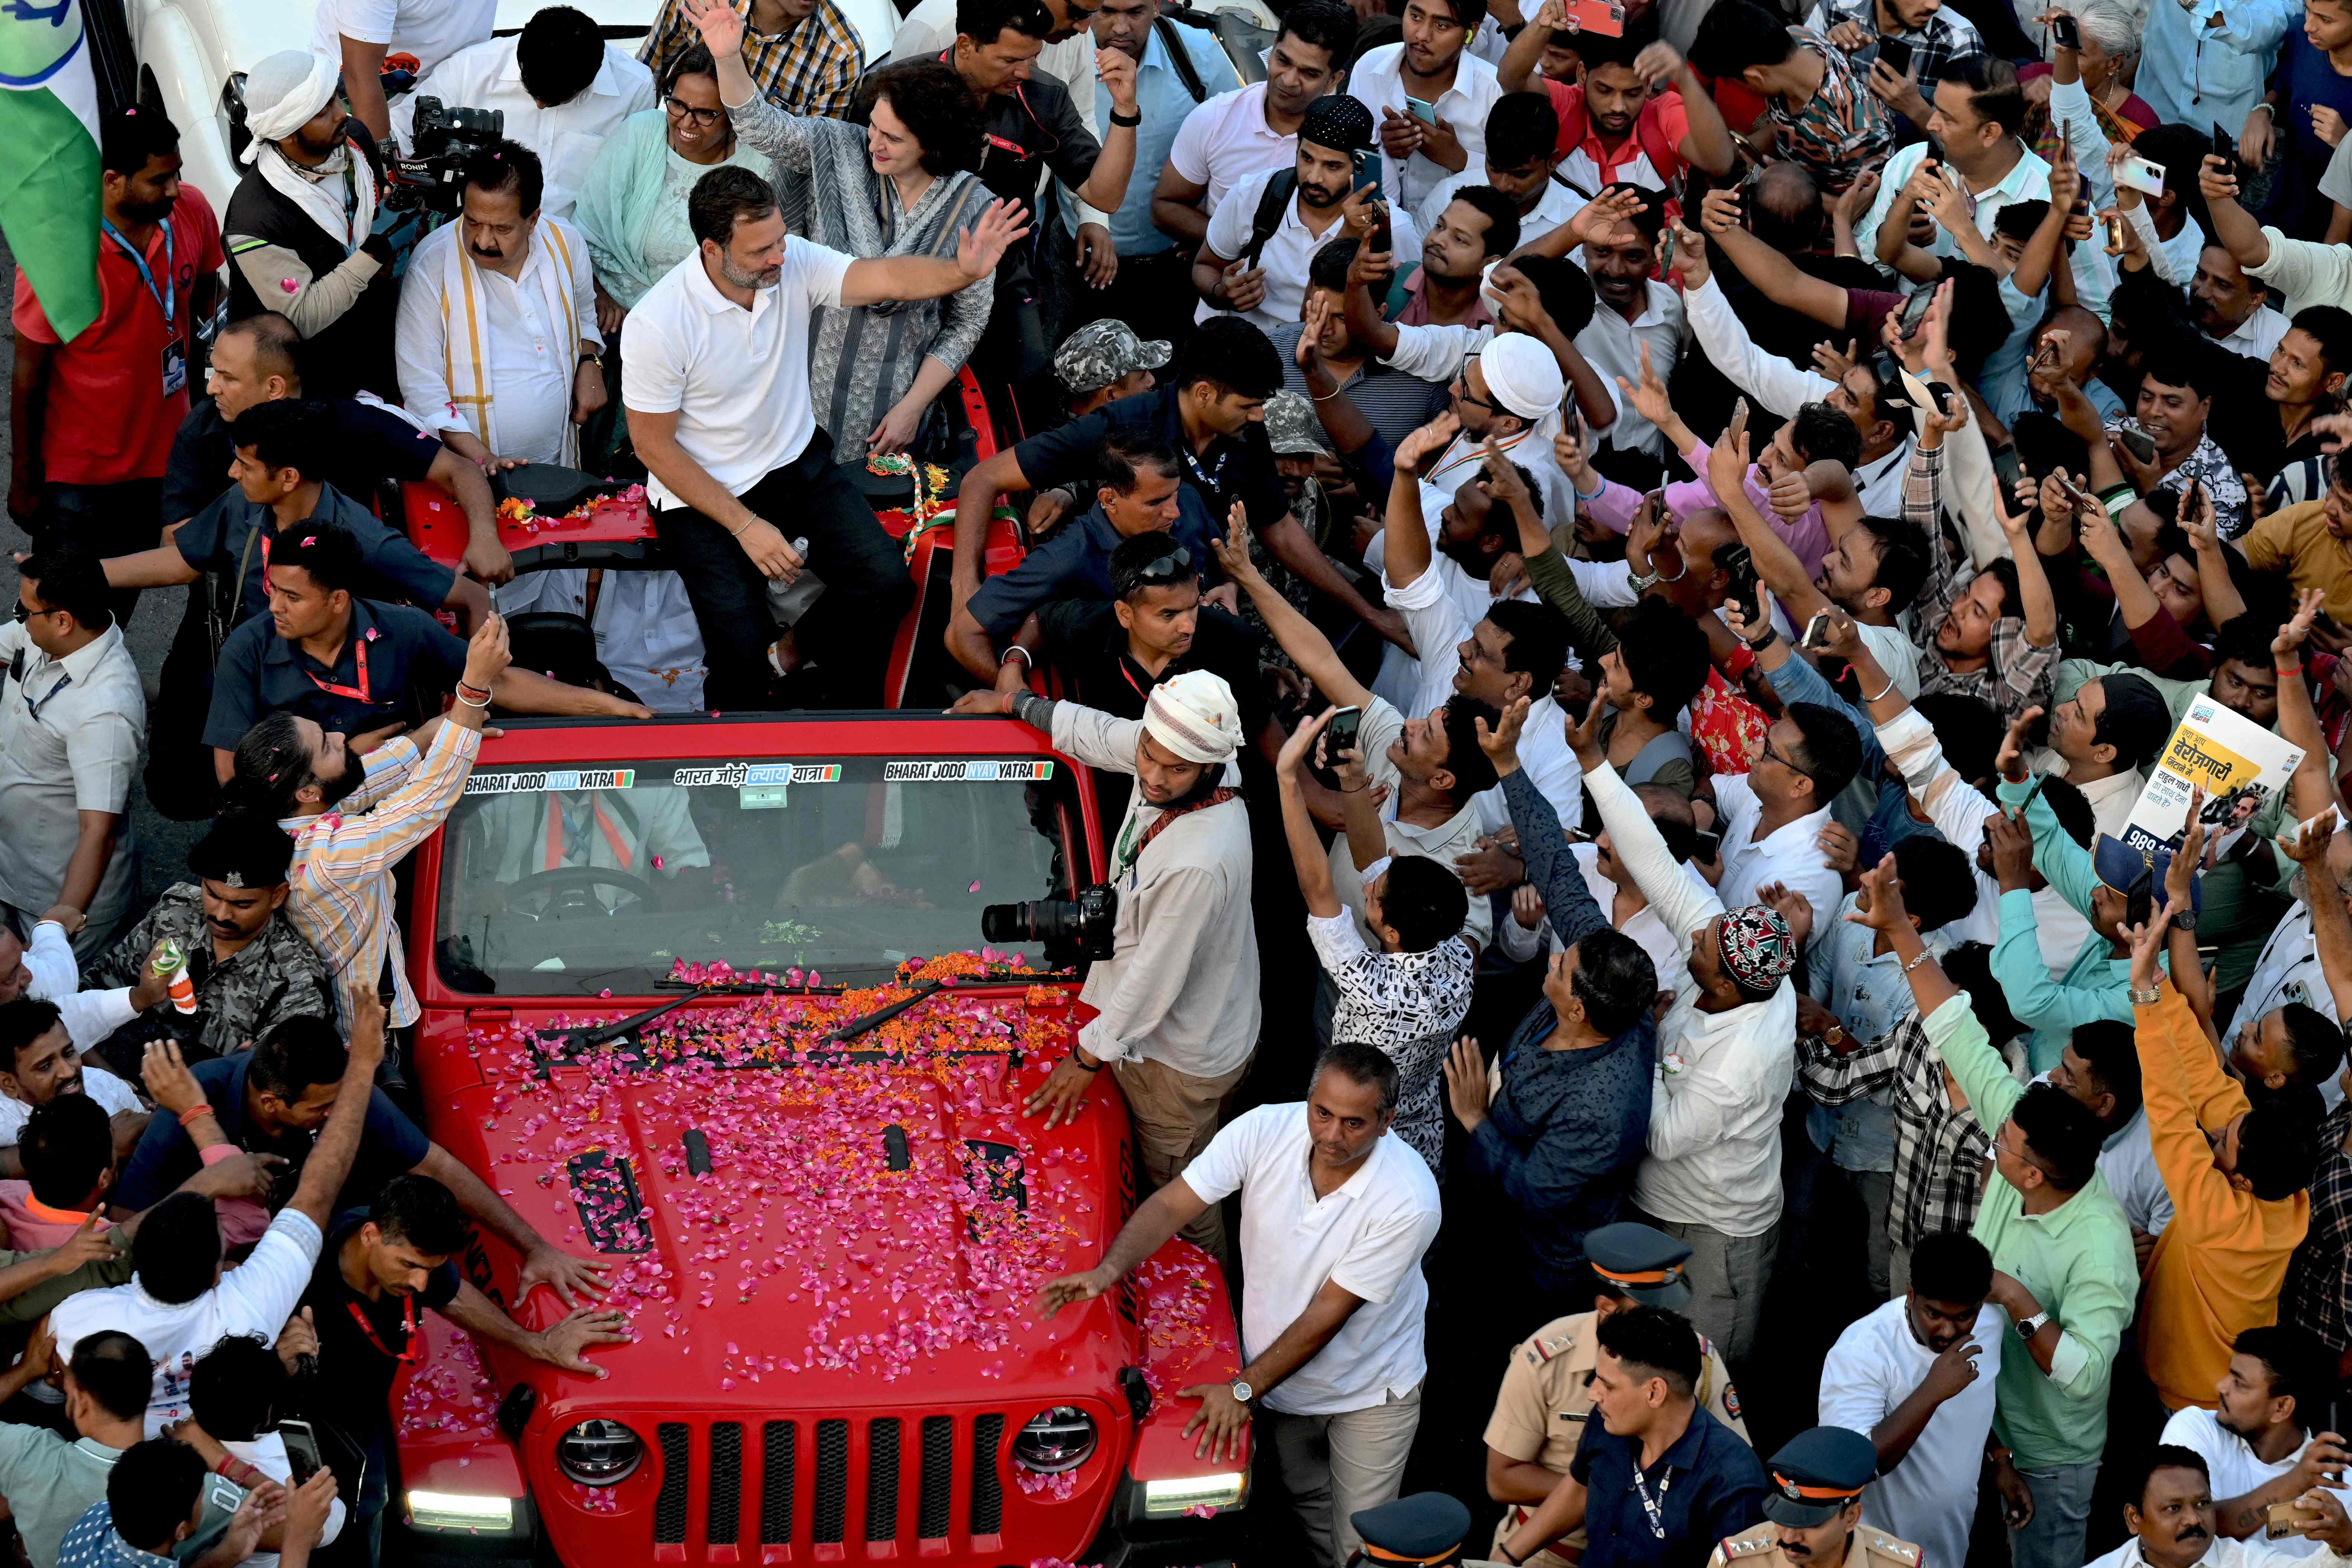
103, 216, 183, 396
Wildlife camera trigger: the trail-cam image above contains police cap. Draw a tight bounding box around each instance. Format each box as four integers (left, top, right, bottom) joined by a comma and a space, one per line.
1350, 1491, 1471, 1564
1585, 1220, 1695, 1308
1762, 1426, 1878, 1528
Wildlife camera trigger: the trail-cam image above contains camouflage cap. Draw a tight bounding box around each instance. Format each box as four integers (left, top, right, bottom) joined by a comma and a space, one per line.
1263, 390, 1329, 456
1053, 319, 1173, 396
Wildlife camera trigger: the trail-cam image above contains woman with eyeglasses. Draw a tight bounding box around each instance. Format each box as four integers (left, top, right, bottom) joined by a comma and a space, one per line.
573, 41, 769, 473
687, 0, 995, 464
575, 42, 769, 339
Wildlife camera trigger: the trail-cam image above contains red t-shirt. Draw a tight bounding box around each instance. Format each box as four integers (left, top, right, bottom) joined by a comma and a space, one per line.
12, 183, 224, 487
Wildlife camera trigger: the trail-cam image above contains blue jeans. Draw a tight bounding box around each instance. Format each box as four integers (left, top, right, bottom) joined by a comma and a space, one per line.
2010, 1460, 2100, 1568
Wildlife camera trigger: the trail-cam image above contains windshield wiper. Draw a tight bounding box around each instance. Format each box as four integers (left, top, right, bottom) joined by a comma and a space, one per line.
651, 980, 848, 996
824, 979, 947, 1045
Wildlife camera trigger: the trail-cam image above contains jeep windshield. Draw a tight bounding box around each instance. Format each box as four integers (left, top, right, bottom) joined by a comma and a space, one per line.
432, 754, 1083, 996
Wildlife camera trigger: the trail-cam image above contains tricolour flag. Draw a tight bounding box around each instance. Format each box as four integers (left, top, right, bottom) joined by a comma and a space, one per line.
0, 0, 103, 342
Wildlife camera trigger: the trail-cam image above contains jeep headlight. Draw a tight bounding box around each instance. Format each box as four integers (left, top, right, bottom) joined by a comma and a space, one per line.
1142, 1474, 1249, 1515
556, 1419, 643, 1485
1011, 1407, 1097, 1473
407, 1491, 517, 1531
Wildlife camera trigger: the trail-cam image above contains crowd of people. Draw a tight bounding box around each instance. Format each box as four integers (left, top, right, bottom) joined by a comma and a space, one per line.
28, 0, 2352, 1560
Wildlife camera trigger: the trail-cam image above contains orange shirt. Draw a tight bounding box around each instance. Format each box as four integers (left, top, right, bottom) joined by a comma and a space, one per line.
2136, 984, 2310, 1412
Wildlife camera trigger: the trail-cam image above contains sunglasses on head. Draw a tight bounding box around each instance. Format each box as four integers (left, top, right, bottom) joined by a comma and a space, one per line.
1127, 546, 1193, 583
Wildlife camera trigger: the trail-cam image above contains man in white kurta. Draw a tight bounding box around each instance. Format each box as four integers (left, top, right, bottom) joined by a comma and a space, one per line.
393, 143, 603, 470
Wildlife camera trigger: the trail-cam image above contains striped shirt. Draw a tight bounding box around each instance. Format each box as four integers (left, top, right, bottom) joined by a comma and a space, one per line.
1766, 27, 1894, 196
1264, 322, 1452, 453
1906, 441, 2057, 723
638, 0, 863, 120
280, 722, 482, 1031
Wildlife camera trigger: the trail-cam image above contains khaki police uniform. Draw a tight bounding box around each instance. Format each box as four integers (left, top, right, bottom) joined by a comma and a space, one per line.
1483, 1310, 1749, 1567
1706, 1521, 1924, 1568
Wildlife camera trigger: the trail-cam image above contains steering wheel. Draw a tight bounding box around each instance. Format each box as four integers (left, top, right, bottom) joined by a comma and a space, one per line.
501, 866, 662, 919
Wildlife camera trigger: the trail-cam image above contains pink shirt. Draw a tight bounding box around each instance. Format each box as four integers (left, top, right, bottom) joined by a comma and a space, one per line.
0, 1184, 110, 1251
1582, 439, 1832, 582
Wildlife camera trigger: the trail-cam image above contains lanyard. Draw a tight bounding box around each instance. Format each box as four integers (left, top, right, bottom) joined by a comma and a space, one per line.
1628, 1460, 1675, 1539
22, 667, 73, 723
305, 628, 374, 704
101, 216, 175, 328
1183, 442, 1231, 500
346, 1293, 420, 1362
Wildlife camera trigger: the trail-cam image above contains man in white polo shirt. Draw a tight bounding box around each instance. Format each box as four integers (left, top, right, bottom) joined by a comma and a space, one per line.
622, 165, 1026, 711
1346, 0, 1502, 214
1153, 0, 1353, 229
1035, 1042, 1441, 1568
1193, 96, 1415, 333
2160, 1326, 2346, 1558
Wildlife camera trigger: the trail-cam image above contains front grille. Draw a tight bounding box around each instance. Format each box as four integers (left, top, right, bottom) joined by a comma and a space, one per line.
812, 1419, 849, 1543
616, 1409, 1022, 1557
759, 1422, 794, 1544
971, 1413, 1005, 1535
918, 1416, 954, 1539
706, 1423, 741, 1544
654, 1424, 689, 1544
865, 1418, 901, 1542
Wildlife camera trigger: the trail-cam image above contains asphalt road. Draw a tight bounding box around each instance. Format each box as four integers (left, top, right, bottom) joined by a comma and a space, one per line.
1, 238, 200, 925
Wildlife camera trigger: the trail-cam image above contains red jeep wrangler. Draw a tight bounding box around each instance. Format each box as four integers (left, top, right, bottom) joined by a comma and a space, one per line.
387, 399, 1249, 1567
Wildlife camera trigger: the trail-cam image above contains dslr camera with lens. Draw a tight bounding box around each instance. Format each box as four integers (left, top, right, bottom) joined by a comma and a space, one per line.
385, 97, 505, 214
982, 885, 1118, 962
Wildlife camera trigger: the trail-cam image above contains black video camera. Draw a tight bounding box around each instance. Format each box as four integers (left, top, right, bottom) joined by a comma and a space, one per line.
385, 97, 505, 214
982, 884, 1117, 962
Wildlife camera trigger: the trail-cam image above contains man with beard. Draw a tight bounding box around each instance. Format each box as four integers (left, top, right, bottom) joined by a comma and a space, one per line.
1154, 0, 1355, 235
1573, 182, 1683, 478
1705, 1426, 1923, 1568
0, 1001, 148, 1155
220, 51, 399, 399
1817, 1232, 2004, 1568
395, 142, 605, 473
1193, 96, 1407, 332
2162, 1326, 2350, 1555
1392, 187, 1518, 328
2201, 306, 2352, 504
625, 165, 1026, 710
1347, 0, 1504, 216
1496, 11, 1737, 198
215, 612, 508, 1036
9, 106, 222, 588
2083, 1447, 2352, 1567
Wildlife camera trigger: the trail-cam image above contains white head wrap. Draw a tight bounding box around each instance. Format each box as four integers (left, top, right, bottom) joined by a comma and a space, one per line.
1142, 670, 1242, 765
241, 51, 342, 163
1480, 331, 1566, 423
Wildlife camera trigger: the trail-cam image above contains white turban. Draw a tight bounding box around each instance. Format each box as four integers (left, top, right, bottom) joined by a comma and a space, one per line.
1480, 331, 1566, 422
241, 50, 342, 163
1143, 670, 1242, 765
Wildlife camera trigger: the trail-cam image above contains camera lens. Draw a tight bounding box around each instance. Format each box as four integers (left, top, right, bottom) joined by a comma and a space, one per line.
980, 903, 1029, 944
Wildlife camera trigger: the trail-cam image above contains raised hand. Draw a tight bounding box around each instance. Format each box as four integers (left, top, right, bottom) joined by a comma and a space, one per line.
957, 200, 1032, 280
1843, 853, 1910, 933
1208, 498, 1259, 586
1615, 339, 1673, 427
1476, 694, 1533, 764
1278, 705, 1337, 779
1833, 168, 1881, 228
1482, 436, 1534, 513
1564, 690, 1610, 772
2167, 788, 2206, 912
1706, 423, 1751, 505
2278, 806, 2339, 865
1443, 1036, 1489, 1135
1699, 184, 1743, 235
1568, 185, 1649, 250
1996, 705, 2043, 783
2278, 586, 2326, 661
1395, 410, 1463, 474
683, 0, 745, 54
2200, 151, 2244, 206
2126, 900, 2175, 993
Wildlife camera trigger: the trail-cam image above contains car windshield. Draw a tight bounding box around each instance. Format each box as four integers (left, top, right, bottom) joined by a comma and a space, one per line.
433, 754, 1080, 996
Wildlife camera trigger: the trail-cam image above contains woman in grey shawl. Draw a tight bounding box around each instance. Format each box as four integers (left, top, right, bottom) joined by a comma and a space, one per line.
690, 0, 995, 463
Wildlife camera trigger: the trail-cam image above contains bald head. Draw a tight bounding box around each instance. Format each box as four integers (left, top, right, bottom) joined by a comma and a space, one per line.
2046, 304, 2105, 385
1755, 162, 1824, 249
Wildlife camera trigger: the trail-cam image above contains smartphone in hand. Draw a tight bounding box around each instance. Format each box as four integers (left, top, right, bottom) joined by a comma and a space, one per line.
1876, 36, 1913, 75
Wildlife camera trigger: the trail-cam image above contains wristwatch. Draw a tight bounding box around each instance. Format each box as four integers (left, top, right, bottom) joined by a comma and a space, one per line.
2170, 907, 2200, 934
2015, 1310, 2051, 1341
577, 348, 604, 368
1229, 1379, 1255, 1406
2129, 982, 2163, 1006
